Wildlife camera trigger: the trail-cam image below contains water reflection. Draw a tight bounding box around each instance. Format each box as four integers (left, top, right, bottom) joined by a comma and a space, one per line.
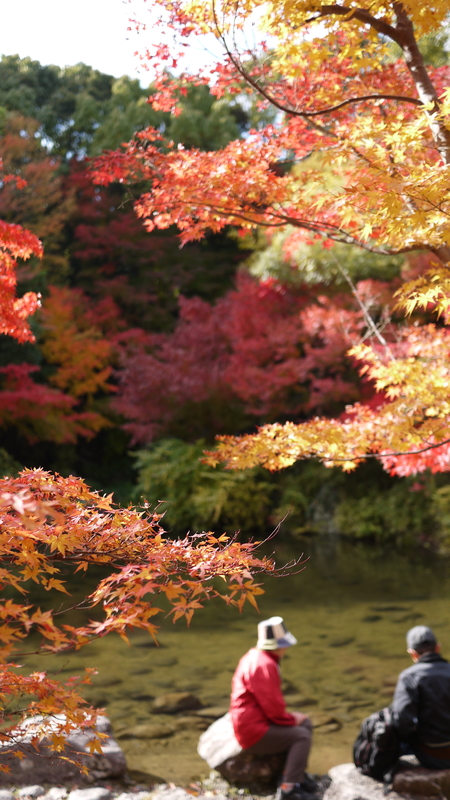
17, 540, 450, 785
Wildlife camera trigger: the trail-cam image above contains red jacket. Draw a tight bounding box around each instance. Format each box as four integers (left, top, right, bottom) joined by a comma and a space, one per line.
230, 647, 296, 748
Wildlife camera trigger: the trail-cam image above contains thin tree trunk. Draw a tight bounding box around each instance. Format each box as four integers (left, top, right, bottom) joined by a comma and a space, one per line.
393, 2, 450, 166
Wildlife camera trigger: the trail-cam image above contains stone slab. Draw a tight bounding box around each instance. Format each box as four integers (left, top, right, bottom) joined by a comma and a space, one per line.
324, 761, 450, 800
0, 715, 126, 786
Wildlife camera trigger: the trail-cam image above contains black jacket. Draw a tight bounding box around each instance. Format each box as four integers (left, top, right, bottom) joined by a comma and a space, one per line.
391, 652, 450, 744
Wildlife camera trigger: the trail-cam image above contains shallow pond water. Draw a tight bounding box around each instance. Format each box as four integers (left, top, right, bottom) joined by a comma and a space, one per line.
17, 539, 450, 786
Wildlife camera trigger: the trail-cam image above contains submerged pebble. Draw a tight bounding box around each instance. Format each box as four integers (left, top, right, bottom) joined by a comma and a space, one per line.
119, 725, 174, 741
152, 693, 202, 714
328, 638, 355, 648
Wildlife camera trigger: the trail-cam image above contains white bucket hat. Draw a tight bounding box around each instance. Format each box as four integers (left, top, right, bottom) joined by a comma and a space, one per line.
256, 616, 297, 650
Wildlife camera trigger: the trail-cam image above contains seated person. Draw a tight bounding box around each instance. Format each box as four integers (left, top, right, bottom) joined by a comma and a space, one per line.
230, 615, 316, 800
392, 625, 450, 769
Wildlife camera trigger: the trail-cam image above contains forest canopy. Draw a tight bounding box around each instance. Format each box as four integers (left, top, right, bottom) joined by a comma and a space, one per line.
2, 6, 450, 548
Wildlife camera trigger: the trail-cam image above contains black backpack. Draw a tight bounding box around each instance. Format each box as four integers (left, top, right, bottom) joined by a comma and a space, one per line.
353, 707, 400, 782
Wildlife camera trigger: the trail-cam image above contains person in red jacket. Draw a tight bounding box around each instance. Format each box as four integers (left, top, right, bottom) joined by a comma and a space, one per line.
230, 616, 316, 800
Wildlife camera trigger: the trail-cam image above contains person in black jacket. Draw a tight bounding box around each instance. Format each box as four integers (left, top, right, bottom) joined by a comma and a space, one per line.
391, 625, 450, 769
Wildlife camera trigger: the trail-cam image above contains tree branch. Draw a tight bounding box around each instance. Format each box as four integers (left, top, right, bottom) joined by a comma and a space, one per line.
302, 2, 450, 168
211, 0, 334, 137
323, 436, 450, 463
328, 252, 395, 356
303, 4, 401, 43
298, 93, 422, 116
392, 2, 450, 167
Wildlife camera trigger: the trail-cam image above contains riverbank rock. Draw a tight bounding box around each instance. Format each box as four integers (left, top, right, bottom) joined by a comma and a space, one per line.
324, 763, 394, 800
393, 761, 450, 797
324, 761, 450, 800
68, 790, 112, 800
150, 789, 195, 800
197, 712, 283, 789
0, 714, 126, 785
216, 752, 285, 788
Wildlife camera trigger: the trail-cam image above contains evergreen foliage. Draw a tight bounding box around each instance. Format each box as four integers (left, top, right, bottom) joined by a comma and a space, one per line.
134, 443, 445, 546
0, 56, 259, 159
134, 438, 274, 534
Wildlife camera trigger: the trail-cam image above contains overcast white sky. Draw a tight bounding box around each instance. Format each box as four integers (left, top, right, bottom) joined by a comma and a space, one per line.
0, 0, 156, 80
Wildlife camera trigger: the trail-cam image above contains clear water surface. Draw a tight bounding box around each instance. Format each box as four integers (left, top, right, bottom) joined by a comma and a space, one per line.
17, 539, 450, 785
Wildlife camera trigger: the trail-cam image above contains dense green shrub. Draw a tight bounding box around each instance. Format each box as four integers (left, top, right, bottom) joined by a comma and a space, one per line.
275, 460, 441, 546
334, 483, 436, 546
431, 485, 450, 551
133, 438, 275, 534
133, 444, 445, 547
0, 448, 21, 477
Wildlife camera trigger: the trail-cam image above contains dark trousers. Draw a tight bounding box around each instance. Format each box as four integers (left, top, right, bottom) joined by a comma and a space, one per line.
245, 719, 313, 783
400, 740, 450, 770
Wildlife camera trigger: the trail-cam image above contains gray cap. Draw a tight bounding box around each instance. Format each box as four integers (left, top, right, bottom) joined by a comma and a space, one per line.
406, 625, 437, 651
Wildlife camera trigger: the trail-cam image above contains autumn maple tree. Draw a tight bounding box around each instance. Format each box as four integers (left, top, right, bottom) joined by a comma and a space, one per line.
0, 159, 41, 344
115, 272, 366, 443
0, 468, 272, 743
91, 0, 450, 477
0, 156, 278, 759
0, 114, 74, 282
0, 130, 119, 448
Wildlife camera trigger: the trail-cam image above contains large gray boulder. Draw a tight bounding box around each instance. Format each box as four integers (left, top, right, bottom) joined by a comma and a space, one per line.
324, 764, 397, 800
0, 714, 126, 785
324, 761, 450, 800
